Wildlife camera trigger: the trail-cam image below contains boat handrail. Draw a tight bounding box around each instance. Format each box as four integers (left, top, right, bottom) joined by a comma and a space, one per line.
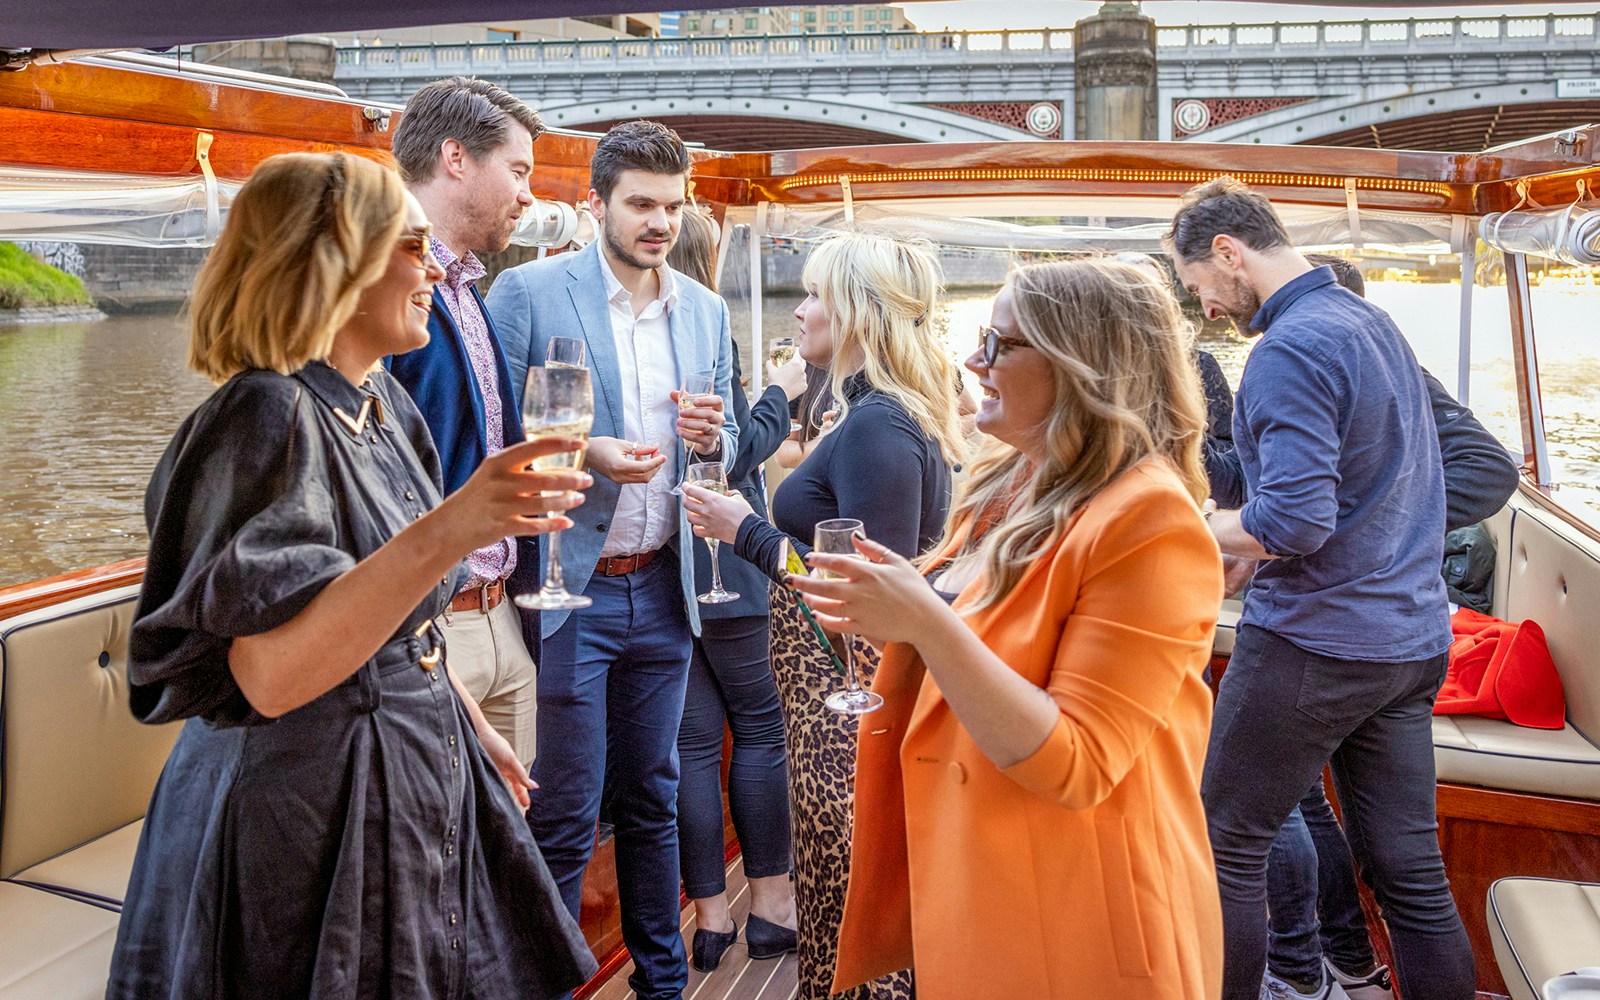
0, 558, 145, 620
81, 50, 364, 104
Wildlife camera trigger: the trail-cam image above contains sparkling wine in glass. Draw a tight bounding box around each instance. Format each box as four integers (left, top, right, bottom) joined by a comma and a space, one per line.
686, 461, 740, 604
767, 337, 796, 367
515, 366, 594, 611
546, 336, 586, 370
812, 518, 883, 715
671, 371, 716, 496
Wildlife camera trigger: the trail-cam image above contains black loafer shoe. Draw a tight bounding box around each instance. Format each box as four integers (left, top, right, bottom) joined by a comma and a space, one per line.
692, 922, 739, 973
745, 914, 798, 960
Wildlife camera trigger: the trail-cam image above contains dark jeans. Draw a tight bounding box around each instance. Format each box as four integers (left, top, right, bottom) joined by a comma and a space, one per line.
677, 614, 792, 900
1203, 624, 1474, 1000
1266, 782, 1378, 982
530, 554, 692, 1000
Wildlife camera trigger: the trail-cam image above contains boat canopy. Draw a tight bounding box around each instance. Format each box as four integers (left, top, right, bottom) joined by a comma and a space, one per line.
0, 166, 581, 249
1481, 204, 1600, 265
765, 199, 1461, 256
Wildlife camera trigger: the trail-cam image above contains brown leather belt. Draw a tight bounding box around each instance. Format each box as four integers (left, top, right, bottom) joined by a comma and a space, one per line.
595, 549, 660, 577
450, 577, 506, 614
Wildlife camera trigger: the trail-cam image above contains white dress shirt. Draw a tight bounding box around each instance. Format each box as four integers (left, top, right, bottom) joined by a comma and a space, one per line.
597, 251, 682, 558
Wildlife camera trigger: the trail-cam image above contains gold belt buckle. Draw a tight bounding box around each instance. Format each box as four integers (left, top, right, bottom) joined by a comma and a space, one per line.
415, 620, 442, 671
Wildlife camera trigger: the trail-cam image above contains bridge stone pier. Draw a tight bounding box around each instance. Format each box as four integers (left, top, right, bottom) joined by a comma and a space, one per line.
332, 13, 1600, 151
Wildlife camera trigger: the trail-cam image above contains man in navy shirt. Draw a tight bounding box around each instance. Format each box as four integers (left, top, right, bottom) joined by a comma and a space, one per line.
1168, 177, 1474, 1000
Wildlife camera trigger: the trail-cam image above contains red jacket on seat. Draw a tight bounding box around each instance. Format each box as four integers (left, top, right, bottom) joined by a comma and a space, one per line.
1437, 608, 1566, 729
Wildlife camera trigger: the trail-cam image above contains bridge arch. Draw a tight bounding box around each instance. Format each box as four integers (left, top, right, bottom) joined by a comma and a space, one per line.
534, 93, 1024, 148
1192, 80, 1599, 149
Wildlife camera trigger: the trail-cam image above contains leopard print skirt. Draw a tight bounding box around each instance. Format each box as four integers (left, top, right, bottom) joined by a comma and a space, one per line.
768, 582, 915, 1000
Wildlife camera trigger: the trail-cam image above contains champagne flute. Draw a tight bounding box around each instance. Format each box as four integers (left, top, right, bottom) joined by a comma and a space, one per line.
767, 337, 796, 367
671, 371, 716, 496
515, 366, 594, 611
546, 336, 586, 369
812, 518, 883, 715
686, 461, 740, 604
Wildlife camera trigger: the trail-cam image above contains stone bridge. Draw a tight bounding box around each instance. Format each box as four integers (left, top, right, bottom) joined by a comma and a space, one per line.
332, 13, 1600, 151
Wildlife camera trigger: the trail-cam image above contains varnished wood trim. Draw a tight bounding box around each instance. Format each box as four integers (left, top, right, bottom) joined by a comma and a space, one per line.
0, 106, 394, 181
0, 559, 144, 620
0, 61, 393, 148
1436, 781, 1600, 836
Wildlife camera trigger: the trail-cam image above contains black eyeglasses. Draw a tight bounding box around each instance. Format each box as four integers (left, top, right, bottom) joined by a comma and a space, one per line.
397, 226, 438, 270
978, 325, 1030, 368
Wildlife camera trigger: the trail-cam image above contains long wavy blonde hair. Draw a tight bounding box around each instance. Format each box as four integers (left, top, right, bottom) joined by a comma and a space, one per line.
932, 258, 1208, 610
188, 152, 406, 383
802, 230, 966, 467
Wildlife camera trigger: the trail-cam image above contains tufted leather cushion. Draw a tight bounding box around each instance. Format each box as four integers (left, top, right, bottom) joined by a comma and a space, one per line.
0, 881, 119, 999
1487, 877, 1600, 1000
0, 587, 178, 879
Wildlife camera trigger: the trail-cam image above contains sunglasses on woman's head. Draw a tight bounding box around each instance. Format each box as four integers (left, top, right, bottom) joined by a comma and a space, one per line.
977, 325, 1030, 368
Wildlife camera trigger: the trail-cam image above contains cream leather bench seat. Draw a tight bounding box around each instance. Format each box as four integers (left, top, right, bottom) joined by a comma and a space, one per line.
1432, 507, 1600, 801
1487, 877, 1600, 1000
1212, 597, 1241, 657
0, 585, 179, 999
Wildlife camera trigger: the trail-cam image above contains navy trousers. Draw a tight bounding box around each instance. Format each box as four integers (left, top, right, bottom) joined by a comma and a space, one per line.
1266, 782, 1379, 982
530, 553, 692, 1000
677, 614, 791, 900
1202, 624, 1474, 1000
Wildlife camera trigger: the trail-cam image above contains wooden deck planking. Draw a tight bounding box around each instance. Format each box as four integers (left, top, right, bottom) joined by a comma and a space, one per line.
592, 858, 798, 1000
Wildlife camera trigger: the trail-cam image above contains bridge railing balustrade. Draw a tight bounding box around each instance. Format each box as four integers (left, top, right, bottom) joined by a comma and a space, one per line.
1153, 13, 1600, 51
329, 13, 1600, 76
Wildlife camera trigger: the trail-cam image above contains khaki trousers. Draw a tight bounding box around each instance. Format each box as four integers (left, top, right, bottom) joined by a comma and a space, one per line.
441, 597, 537, 767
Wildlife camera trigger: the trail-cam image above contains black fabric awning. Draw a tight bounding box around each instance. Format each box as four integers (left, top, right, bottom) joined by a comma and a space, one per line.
1, 0, 1578, 53
1, 0, 681, 51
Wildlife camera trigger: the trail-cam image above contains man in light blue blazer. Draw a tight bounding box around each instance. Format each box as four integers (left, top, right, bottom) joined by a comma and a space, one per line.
486, 121, 737, 1000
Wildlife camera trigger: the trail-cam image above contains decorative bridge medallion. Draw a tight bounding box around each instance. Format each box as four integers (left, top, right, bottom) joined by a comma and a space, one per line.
1026, 102, 1063, 137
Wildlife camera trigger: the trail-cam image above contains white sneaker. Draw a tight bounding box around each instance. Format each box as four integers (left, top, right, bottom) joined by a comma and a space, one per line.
1261, 969, 1351, 1000
1324, 959, 1395, 1000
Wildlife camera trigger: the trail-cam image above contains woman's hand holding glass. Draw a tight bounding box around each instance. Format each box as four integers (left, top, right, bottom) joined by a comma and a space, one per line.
766, 352, 807, 402
789, 535, 952, 649
685, 462, 740, 605
682, 483, 756, 545
426, 437, 589, 555
805, 520, 884, 715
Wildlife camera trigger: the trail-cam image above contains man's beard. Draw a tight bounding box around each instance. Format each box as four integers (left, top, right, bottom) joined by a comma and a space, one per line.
603, 223, 671, 272
1223, 274, 1264, 337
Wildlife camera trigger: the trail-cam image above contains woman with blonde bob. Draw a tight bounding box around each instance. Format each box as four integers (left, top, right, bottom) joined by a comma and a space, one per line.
790, 259, 1226, 999
109, 152, 596, 998
685, 229, 963, 999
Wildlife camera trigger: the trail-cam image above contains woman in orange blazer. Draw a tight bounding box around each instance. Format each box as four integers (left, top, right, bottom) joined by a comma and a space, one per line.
791, 258, 1225, 999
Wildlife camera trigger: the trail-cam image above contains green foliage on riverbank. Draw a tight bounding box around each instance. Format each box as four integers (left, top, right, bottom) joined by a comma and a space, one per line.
0, 242, 92, 309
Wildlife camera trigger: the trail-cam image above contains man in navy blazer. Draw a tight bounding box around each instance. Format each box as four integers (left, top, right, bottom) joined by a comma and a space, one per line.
487, 121, 738, 1000
385, 77, 546, 773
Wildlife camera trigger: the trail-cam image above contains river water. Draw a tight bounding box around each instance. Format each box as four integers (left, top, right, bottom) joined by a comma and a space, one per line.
3, 277, 1597, 590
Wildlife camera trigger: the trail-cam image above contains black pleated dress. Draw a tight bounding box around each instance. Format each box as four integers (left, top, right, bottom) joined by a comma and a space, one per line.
107, 362, 596, 1000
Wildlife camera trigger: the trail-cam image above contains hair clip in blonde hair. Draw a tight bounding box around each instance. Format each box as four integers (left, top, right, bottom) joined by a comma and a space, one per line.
913, 310, 928, 327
